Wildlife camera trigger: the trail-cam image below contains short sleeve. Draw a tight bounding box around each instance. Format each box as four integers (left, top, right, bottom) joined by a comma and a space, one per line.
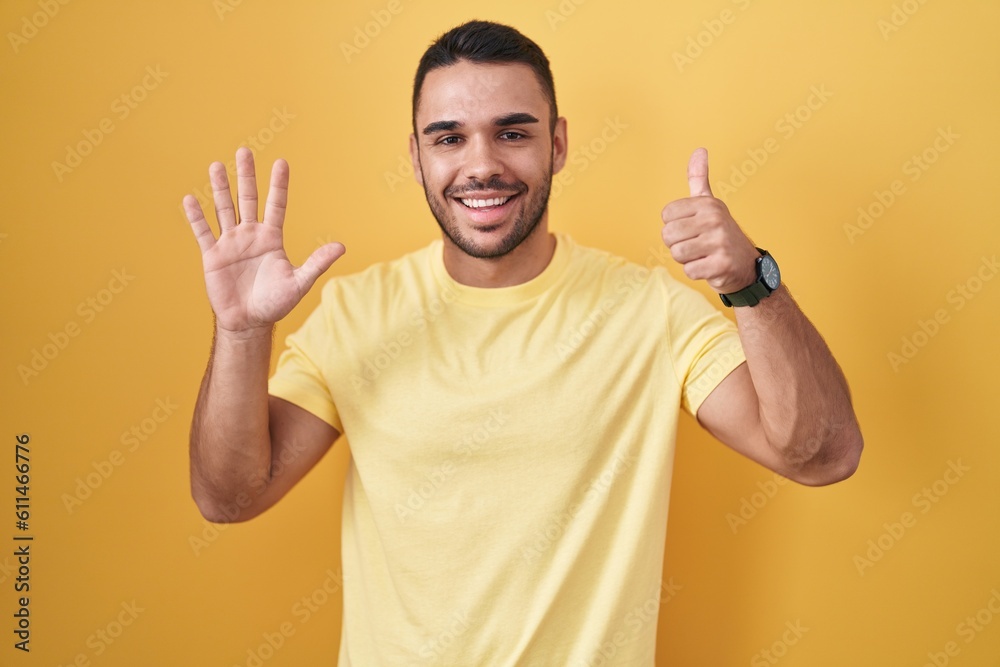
268, 282, 343, 433
660, 272, 747, 417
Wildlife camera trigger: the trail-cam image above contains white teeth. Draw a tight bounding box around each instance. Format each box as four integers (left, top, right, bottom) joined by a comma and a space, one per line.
460, 196, 512, 209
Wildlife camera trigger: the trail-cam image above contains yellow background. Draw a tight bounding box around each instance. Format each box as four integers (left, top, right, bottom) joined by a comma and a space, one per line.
2, 0, 998, 664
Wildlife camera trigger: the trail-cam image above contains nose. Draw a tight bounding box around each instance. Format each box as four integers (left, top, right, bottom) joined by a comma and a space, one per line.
463, 135, 504, 183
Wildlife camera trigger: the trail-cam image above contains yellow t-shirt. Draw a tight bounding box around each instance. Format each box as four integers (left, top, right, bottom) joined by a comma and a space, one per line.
268, 232, 746, 666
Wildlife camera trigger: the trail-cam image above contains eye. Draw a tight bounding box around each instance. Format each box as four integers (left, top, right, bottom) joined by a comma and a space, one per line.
436, 136, 462, 146
499, 131, 526, 141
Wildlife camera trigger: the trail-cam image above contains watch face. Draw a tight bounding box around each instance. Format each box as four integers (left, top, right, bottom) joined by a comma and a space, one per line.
759, 256, 780, 290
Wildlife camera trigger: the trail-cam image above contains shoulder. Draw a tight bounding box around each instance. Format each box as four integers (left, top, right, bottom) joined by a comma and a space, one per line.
557, 233, 684, 297
559, 234, 650, 281
556, 235, 734, 340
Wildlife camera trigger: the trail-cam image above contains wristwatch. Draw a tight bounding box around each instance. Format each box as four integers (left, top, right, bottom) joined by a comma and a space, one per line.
719, 248, 780, 307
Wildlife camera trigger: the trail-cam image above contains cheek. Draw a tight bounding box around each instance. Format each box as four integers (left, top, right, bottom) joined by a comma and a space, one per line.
523, 166, 552, 191
422, 161, 456, 192
516, 151, 553, 182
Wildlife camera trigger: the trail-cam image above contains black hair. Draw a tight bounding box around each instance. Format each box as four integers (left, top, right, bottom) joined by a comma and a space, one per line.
412, 20, 558, 136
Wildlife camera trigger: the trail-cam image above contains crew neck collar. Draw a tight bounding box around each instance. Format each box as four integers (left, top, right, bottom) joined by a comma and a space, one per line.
428, 232, 573, 307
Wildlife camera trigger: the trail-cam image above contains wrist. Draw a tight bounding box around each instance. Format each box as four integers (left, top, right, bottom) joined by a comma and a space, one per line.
214, 322, 274, 343
720, 248, 781, 308
719, 263, 758, 295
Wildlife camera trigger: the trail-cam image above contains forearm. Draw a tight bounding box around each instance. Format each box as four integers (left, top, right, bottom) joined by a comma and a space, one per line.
189, 324, 274, 518
734, 285, 863, 482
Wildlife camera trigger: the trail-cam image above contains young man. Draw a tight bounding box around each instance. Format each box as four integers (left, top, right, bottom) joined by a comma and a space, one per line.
182, 20, 862, 666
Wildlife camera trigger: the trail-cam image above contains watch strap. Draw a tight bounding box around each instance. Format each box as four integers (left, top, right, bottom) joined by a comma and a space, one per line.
719, 248, 773, 307
720, 280, 772, 307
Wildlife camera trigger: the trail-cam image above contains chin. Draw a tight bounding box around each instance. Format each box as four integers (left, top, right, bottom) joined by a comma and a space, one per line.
445, 213, 546, 260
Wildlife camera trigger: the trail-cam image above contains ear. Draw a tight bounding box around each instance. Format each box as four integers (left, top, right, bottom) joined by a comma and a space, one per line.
409, 133, 424, 187
551, 117, 568, 175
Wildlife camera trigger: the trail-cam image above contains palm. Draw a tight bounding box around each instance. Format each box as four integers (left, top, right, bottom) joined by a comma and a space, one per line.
183, 148, 344, 333
202, 224, 302, 329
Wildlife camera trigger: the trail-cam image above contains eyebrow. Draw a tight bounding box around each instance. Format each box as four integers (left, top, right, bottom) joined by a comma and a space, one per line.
422, 112, 540, 136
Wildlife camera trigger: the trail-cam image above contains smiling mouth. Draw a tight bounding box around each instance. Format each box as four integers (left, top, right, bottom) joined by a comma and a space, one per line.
455, 194, 519, 210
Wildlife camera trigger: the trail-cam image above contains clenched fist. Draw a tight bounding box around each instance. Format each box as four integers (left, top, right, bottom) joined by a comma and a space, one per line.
661, 148, 760, 295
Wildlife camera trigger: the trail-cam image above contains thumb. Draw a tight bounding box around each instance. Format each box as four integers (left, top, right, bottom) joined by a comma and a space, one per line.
687, 147, 713, 197
294, 242, 346, 294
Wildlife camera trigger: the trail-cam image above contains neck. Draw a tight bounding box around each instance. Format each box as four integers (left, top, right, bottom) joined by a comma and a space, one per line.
442, 222, 556, 288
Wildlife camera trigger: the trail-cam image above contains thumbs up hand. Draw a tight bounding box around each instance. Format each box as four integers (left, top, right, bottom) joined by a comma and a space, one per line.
661, 148, 761, 295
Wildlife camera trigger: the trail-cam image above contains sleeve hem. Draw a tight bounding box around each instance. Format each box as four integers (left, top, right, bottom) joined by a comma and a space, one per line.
268, 378, 344, 433
684, 337, 747, 417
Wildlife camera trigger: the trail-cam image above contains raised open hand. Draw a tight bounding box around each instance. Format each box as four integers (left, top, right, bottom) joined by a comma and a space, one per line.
182, 147, 345, 334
